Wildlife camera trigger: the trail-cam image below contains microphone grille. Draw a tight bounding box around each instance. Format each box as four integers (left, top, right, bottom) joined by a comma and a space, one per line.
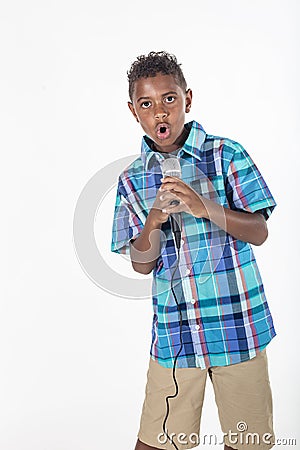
161, 157, 182, 178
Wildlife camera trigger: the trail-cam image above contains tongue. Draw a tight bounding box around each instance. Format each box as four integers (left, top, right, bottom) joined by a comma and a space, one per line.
157, 126, 170, 140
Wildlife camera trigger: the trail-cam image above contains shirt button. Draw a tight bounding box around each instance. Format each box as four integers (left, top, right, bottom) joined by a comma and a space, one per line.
181, 239, 185, 246
185, 269, 190, 276
195, 325, 200, 331
190, 298, 196, 304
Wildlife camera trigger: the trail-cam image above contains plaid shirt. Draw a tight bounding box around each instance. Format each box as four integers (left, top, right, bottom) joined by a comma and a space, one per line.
111, 121, 277, 368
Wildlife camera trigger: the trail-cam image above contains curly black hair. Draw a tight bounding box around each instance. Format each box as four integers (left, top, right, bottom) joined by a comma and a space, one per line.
127, 51, 187, 101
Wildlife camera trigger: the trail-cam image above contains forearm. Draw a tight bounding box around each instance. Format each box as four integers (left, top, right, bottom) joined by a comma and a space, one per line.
201, 198, 268, 246
129, 211, 162, 274
158, 175, 269, 246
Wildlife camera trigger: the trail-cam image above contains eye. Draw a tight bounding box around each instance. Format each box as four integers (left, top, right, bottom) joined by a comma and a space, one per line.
164, 96, 175, 104
141, 101, 151, 109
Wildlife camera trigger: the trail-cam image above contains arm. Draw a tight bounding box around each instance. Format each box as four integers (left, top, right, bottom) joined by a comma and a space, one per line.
160, 176, 268, 246
129, 194, 171, 275
200, 198, 268, 245
129, 212, 162, 275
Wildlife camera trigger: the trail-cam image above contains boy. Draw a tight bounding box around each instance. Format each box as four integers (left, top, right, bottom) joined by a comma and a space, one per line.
111, 51, 276, 450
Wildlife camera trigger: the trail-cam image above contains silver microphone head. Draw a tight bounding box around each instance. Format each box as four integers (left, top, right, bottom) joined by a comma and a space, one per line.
161, 157, 182, 179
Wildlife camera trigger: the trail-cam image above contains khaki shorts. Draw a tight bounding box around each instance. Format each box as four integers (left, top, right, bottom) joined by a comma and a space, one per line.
138, 349, 274, 450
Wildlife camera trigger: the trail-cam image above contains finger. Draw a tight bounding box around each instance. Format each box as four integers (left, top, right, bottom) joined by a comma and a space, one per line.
160, 176, 183, 187
160, 176, 182, 186
161, 195, 185, 211
160, 176, 181, 182
159, 191, 181, 201
160, 182, 187, 193
161, 213, 170, 221
162, 204, 184, 214
159, 199, 180, 211
163, 196, 193, 214
161, 202, 180, 214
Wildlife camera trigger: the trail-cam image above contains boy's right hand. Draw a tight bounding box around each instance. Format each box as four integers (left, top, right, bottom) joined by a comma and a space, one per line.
147, 185, 181, 227
130, 184, 180, 274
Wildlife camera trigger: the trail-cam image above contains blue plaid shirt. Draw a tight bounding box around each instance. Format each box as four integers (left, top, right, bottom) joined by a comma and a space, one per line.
111, 121, 277, 368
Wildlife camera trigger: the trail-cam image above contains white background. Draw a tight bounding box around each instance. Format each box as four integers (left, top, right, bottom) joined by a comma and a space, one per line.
1, 1, 299, 449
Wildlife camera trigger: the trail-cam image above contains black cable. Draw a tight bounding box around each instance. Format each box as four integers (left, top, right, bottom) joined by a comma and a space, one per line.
162, 238, 183, 450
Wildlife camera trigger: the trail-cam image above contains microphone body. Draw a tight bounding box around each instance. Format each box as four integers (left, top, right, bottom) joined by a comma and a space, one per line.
161, 158, 182, 250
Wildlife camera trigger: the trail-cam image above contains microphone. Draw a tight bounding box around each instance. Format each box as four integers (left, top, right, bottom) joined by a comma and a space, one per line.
161, 157, 182, 250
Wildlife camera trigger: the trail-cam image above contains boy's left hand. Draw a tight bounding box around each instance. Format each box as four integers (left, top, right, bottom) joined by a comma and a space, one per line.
159, 176, 206, 218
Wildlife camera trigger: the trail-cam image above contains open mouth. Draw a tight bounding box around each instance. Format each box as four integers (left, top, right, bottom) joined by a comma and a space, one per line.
156, 123, 170, 140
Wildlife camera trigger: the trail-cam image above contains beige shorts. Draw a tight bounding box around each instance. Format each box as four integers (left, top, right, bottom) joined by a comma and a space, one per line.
138, 349, 274, 450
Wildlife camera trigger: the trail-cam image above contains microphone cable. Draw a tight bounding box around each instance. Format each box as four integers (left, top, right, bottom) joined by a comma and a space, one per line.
161, 234, 183, 450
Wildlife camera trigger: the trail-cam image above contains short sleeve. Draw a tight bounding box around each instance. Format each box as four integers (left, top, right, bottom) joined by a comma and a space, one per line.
111, 177, 145, 255
225, 142, 277, 220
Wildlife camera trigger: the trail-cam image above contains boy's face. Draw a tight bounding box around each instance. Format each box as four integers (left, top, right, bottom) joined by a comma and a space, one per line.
128, 73, 192, 153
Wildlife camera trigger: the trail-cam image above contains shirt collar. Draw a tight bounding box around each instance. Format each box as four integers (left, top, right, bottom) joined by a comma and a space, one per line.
140, 120, 206, 171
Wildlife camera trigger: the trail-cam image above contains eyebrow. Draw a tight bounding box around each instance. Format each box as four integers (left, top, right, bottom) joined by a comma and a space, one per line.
137, 91, 178, 103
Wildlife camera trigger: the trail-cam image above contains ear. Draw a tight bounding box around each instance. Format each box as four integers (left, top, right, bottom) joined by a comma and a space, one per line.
128, 102, 139, 122
185, 89, 192, 113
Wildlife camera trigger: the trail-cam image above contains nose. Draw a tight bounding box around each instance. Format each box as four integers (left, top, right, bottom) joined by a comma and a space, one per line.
154, 105, 168, 121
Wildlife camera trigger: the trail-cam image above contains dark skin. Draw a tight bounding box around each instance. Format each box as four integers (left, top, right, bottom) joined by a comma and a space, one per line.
128, 73, 264, 449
